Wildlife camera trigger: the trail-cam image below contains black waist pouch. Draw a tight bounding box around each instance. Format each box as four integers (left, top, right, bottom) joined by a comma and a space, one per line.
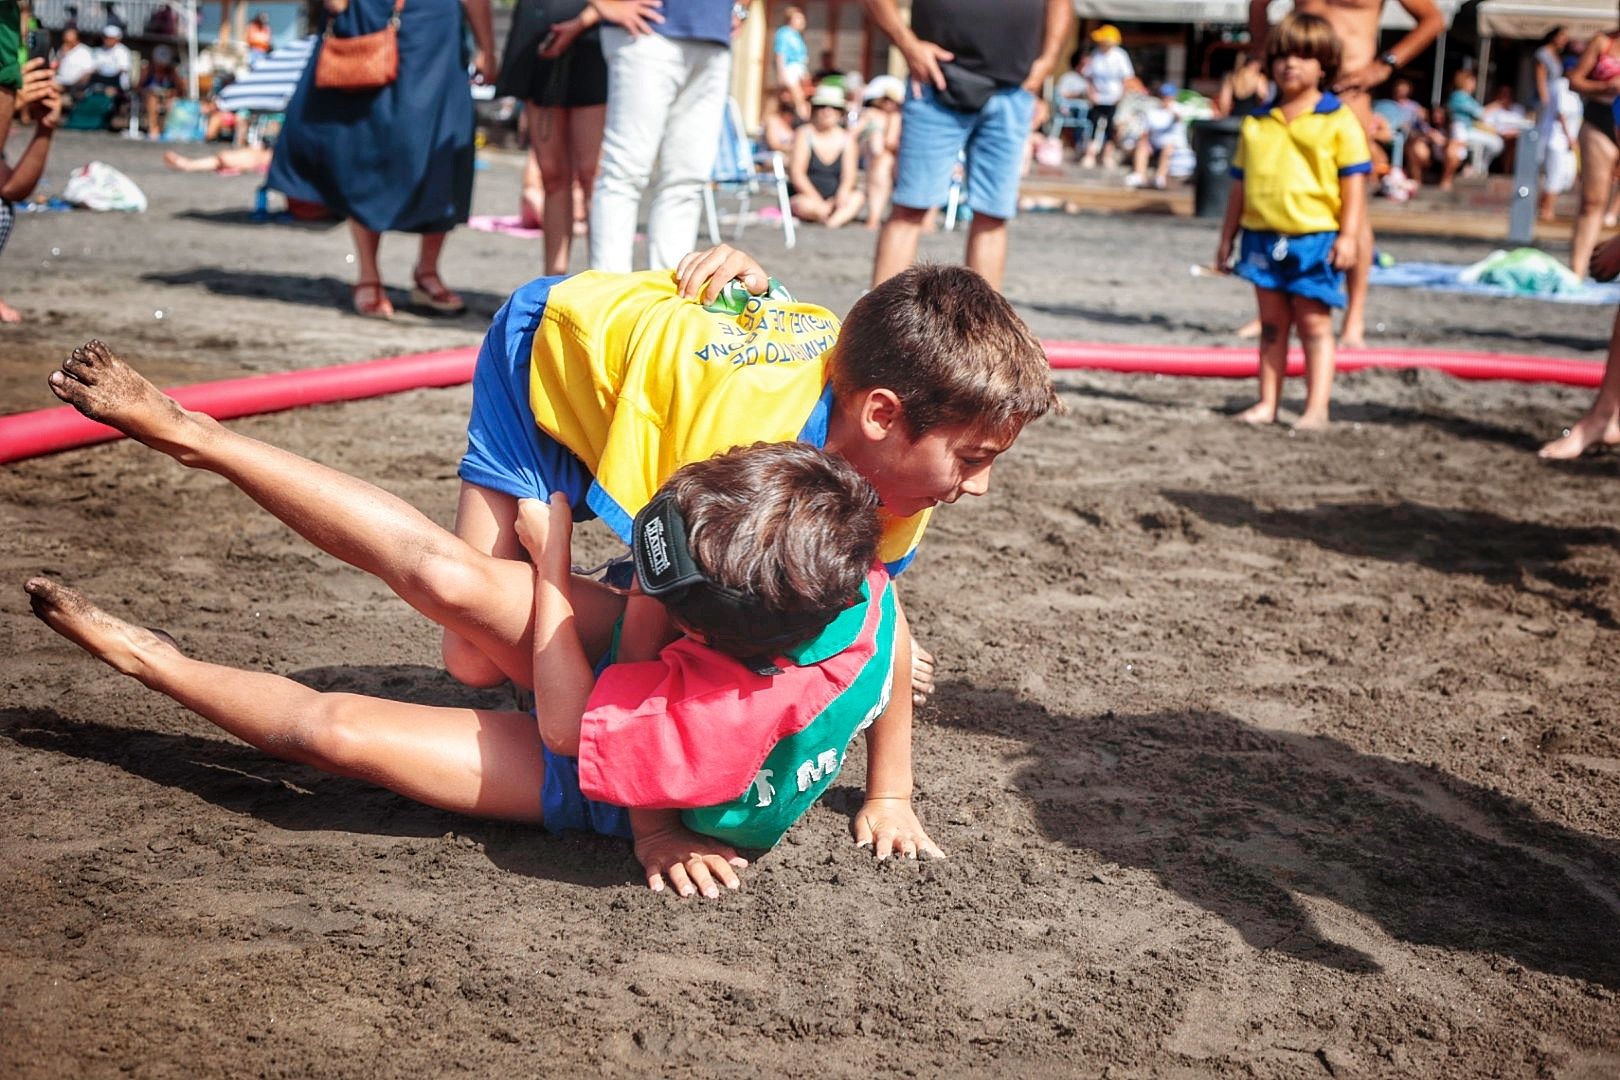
935, 61, 1001, 112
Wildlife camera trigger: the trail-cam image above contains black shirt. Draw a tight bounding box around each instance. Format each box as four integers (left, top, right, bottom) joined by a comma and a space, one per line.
910, 0, 1045, 87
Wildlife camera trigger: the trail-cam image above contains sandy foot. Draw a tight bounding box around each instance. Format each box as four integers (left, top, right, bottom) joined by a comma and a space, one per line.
48, 340, 192, 447
25, 577, 179, 679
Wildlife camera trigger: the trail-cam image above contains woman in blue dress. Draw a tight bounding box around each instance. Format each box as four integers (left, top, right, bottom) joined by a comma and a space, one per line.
269, 0, 496, 318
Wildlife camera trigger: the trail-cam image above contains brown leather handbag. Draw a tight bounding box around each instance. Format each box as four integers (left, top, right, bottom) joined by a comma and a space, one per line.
314, 0, 405, 92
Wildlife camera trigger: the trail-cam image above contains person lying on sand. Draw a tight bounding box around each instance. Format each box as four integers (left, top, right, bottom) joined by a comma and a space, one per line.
33, 343, 938, 897
1540, 234, 1620, 458
445, 246, 1059, 713
162, 145, 272, 175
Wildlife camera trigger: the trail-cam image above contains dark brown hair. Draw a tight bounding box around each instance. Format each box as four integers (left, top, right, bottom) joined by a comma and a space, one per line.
659, 441, 879, 653
1266, 12, 1342, 86
829, 265, 1061, 440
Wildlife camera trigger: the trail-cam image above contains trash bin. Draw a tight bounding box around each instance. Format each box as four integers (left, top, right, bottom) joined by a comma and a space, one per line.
1189, 116, 1244, 219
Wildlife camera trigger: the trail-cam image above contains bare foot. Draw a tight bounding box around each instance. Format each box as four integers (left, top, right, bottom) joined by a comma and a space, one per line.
25, 577, 180, 679
0, 298, 21, 324
1338, 333, 1366, 350
1538, 413, 1620, 459
1292, 412, 1330, 432
1234, 402, 1278, 425
1234, 318, 1261, 340
48, 339, 192, 448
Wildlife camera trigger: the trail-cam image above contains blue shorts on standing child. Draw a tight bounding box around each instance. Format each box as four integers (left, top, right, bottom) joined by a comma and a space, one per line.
1234, 229, 1346, 309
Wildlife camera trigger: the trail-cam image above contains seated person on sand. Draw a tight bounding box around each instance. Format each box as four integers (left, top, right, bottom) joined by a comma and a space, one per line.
1439, 70, 1504, 190
442, 246, 1056, 723
30, 350, 923, 894
1123, 83, 1186, 191
140, 45, 180, 138
855, 75, 902, 230
1540, 235, 1620, 458
762, 87, 802, 156
53, 28, 96, 103
788, 84, 864, 228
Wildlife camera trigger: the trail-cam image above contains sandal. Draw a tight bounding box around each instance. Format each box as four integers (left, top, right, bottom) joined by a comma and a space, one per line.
410, 268, 466, 316
352, 280, 394, 320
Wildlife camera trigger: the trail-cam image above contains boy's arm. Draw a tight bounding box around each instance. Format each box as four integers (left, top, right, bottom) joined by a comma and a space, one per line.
673, 244, 769, 303
614, 580, 748, 900
1215, 177, 1244, 271
629, 808, 747, 899
854, 595, 946, 860
1332, 172, 1367, 270
515, 497, 592, 755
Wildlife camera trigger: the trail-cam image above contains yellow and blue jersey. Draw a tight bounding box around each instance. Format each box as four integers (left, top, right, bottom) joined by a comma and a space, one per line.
506, 271, 930, 575
1230, 93, 1371, 236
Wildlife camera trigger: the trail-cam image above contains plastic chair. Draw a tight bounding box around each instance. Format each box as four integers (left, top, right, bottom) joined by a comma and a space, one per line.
1049, 97, 1092, 147
704, 97, 796, 250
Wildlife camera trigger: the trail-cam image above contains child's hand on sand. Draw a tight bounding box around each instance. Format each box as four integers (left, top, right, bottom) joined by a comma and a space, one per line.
634, 818, 748, 899
1214, 237, 1233, 273
1330, 235, 1358, 271
853, 796, 946, 861
514, 496, 573, 581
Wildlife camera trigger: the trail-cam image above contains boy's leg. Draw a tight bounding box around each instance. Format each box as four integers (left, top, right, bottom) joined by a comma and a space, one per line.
1291, 295, 1336, 430
445, 480, 527, 686
47, 341, 620, 688
1540, 306, 1620, 458
26, 578, 546, 824
1236, 287, 1291, 424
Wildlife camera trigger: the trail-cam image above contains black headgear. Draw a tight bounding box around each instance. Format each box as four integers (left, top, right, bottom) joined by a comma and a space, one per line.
631, 492, 842, 658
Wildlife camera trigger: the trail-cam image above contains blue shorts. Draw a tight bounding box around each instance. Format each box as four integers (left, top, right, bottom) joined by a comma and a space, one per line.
1234, 230, 1346, 309
892, 83, 1036, 221
458, 273, 597, 513
540, 625, 633, 839
541, 745, 633, 839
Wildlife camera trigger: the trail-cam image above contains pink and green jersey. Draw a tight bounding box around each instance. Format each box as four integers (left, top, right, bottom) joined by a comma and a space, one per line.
576, 564, 897, 849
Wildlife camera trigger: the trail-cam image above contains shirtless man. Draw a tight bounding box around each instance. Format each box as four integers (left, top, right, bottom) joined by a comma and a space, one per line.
1250, 0, 1445, 349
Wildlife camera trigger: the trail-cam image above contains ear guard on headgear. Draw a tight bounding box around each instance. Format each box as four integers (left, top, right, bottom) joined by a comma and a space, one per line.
631, 492, 843, 657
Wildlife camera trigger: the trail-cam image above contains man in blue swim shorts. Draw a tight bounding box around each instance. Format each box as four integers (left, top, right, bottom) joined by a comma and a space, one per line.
860, 0, 1072, 290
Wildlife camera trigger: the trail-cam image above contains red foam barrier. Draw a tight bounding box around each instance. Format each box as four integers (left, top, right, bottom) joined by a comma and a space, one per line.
1, 347, 479, 465
1, 340, 1604, 466
1042, 341, 1604, 387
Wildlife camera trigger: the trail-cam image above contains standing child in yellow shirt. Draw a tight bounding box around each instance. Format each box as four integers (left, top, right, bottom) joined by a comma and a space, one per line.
1216, 13, 1370, 429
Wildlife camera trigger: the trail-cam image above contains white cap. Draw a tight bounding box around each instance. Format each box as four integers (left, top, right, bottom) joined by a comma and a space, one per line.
103, 23, 123, 38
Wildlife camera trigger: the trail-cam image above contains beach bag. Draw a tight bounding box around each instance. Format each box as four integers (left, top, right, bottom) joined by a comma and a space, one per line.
314, 0, 404, 92
61, 161, 148, 212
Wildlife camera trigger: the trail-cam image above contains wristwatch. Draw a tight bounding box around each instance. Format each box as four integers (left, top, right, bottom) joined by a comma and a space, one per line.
1380, 51, 1400, 70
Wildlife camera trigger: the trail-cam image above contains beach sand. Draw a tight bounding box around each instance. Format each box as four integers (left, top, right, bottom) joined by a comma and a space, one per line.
2, 133, 1618, 1077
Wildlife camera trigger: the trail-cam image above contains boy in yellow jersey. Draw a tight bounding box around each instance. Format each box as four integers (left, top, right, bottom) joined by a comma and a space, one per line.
1215, 13, 1370, 430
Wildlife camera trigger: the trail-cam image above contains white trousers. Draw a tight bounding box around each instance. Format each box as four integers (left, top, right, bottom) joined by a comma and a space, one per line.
589, 27, 733, 272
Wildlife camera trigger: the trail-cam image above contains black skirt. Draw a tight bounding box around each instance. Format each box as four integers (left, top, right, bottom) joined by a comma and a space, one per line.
496, 0, 608, 108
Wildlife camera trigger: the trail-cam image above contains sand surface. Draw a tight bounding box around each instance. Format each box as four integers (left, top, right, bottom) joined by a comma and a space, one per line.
3, 133, 1619, 1078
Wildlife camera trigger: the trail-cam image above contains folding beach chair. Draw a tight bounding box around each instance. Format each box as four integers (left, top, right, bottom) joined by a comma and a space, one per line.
704, 97, 796, 250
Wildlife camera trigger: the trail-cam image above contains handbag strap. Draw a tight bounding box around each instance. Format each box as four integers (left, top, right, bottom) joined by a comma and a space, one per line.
323, 0, 406, 39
